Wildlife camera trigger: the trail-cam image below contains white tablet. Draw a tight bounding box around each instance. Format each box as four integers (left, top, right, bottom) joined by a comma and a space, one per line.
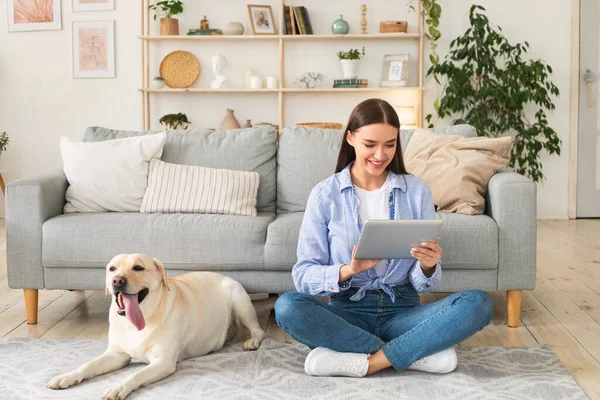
353, 219, 443, 260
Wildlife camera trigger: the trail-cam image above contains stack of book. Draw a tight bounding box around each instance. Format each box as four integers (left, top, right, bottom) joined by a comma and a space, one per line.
187, 29, 223, 35
333, 79, 368, 88
283, 5, 313, 34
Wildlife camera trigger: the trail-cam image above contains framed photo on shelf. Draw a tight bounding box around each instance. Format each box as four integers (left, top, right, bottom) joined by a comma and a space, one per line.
72, 20, 115, 78
73, 0, 114, 12
247, 4, 277, 35
7, 0, 62, 32
380, 54, 410, 87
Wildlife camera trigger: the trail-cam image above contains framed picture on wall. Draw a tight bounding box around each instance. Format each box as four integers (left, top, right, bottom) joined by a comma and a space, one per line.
73, 0, 114, 12
7, 0, 62, 32
247, 4, 277, 35
72, 20, 115, 78
380, 54, 410, 87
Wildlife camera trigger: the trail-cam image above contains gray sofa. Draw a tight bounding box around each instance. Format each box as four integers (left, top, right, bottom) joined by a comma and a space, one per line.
6, 124, 536, 328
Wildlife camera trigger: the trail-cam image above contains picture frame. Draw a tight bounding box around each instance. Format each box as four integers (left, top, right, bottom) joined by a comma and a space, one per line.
72, 20, 115, 78
7, 0, 62, 32
73, 0, 114, 12
380, 54, 410, 87
247, 4, 277, 35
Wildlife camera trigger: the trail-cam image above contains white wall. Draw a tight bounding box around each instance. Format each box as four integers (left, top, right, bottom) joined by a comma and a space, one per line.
0, 0, 573, 218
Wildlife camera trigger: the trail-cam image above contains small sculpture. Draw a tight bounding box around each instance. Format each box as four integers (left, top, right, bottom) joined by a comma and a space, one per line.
294, 72, 324, 89
361, 5, 367, 34
210, 54, 228, 89
201, 15, 210, 29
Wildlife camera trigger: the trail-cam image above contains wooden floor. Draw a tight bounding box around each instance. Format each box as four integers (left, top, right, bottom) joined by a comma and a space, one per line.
1, 219, 599, 398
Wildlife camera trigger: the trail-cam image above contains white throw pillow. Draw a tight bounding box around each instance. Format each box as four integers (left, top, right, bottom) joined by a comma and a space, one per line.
61, 133, 167, 213
140, 158, 260, 217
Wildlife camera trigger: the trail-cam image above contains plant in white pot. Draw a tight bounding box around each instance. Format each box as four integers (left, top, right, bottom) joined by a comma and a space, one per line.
149, 1, 184, 36
337, 47, 365, 79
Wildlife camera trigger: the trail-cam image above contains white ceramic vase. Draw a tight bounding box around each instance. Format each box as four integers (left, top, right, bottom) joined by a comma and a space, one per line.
225, 22, 244, 35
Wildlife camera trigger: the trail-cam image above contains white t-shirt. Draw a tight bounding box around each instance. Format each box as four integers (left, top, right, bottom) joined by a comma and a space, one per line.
354, 175, 391, 277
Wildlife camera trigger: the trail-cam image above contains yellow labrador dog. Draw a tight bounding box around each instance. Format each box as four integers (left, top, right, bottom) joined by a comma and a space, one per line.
47, 253, 265, 399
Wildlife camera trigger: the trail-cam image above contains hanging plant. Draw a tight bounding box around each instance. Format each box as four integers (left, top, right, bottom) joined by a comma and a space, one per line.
409, 0, 442, 66
425, 5, 561, 182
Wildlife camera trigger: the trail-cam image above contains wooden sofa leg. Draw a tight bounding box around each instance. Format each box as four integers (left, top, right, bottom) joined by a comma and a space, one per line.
23, 289, 39, 325
506, 290, 522, 328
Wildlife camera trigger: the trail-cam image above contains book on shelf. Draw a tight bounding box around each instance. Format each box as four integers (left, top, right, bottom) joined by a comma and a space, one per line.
187, 29, 223, 35
333, 79, 368, 85
333, 84, 368, 88
283, 4, 313, 34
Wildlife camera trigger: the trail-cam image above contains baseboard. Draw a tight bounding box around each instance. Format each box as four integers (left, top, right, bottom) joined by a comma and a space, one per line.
536, 216, 570, 220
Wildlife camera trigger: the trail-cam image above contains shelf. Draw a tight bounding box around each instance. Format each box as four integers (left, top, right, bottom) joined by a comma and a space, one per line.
138, 33, 421, 41
140, 88, 280, 93
140, 87, 423, 93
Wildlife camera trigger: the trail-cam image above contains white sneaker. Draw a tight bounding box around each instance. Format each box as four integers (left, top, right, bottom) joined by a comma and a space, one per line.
304, 347, 369, 377
407, 348, 458, 374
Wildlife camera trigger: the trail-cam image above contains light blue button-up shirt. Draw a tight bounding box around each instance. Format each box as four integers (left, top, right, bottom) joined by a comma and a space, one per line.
292, 164, 442, 302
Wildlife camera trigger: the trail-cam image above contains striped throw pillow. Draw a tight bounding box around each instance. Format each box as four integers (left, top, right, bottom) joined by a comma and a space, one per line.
140, 159, 260, 216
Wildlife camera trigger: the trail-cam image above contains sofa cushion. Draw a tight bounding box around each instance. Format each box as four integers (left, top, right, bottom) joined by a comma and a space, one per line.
437, 212, 498, 269
42, 212, 276, 270
84, 126, 277, 213
404, 130, 512, 215
263, 211, 497, 271
277, 125, 478, 213
61, 133, 166, 213
264, 212, 304, 270
140, 158, 260, 216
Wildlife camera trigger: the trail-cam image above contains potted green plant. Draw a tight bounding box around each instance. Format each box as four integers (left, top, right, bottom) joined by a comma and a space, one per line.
159, 113, 191, 130
337, 47, 365, 79
425, 5, 561, 182
0, 132, 9, 160
149, 1, 184, 36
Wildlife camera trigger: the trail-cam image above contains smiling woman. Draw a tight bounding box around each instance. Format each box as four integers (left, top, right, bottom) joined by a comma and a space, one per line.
273, 98, 494, 379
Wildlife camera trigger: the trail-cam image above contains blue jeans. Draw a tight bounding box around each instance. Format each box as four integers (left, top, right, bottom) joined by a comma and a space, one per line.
274, 284, 494, 372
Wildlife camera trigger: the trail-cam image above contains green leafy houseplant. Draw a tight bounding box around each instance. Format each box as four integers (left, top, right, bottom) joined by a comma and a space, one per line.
0, 132, 9, 155
337, 47, 365, 61
149, 1, 183, 20
425, 5, 561, 182
409, 0, 442, 65
159, 113, 191, 130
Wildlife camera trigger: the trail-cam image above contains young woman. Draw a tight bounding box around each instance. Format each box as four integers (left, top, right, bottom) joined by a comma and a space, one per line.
275, 98, 493, 377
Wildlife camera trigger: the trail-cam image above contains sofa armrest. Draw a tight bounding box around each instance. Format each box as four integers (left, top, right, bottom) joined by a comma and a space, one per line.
485, 169, 536, 291
7, 168, 68, 289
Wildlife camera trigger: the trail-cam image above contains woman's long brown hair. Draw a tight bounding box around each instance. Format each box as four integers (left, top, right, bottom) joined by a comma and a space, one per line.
335, 98, 407, 174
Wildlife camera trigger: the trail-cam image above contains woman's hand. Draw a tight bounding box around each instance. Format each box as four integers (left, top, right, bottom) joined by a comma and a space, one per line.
410, 238, 442, 268
349, 245, 381, 274
338, 245, 381, 283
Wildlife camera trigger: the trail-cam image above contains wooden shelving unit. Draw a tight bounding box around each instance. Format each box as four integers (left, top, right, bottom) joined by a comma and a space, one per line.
140, 0, 425, 130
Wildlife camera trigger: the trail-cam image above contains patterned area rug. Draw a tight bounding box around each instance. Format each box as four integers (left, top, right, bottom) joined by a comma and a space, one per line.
0, 338, 588, 400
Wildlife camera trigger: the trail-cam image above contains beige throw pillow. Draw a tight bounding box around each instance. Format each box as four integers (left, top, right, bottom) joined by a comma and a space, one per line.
140, 159, 260, 216
403, 130, 512, 215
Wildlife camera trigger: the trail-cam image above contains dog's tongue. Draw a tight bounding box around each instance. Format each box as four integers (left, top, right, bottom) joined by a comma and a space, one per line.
122, 293, 145, 331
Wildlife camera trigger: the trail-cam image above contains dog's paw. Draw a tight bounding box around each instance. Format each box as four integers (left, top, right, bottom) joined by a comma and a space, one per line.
102, 383, 133, 400
243, 337, 262, 351
47, 372, 81, 389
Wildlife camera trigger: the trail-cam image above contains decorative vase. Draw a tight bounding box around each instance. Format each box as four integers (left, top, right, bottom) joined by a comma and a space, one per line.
220, 109, 241, 130
332, 15, 349, 34
243, 119, 253, 128
160, 18, 179, 35
151, 76, 165, 89
224, 22, 244, 35
340, 59, 359, 79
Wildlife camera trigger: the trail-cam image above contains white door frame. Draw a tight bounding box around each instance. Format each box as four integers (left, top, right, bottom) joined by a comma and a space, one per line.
568, 0, 580, 219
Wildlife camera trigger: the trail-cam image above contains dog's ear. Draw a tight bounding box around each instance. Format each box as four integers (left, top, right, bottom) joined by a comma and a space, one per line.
153, 258, 171, 291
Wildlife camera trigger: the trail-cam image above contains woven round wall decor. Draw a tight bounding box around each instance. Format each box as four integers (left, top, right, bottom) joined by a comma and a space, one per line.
159, 51, 200, 88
